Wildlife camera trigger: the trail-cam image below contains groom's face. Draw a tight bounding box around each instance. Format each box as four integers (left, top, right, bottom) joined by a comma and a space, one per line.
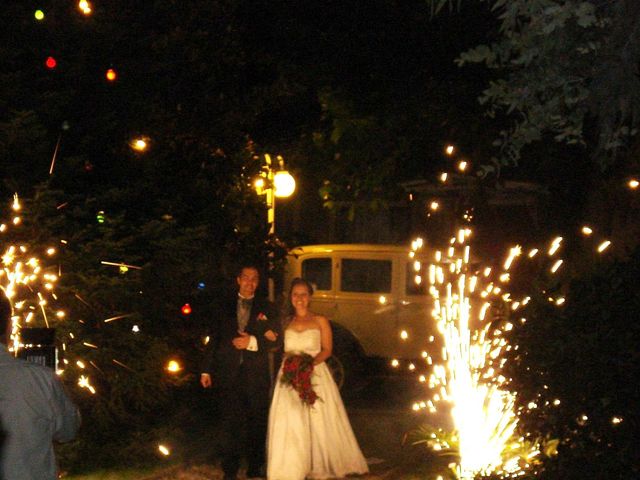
237, 267, 259, 298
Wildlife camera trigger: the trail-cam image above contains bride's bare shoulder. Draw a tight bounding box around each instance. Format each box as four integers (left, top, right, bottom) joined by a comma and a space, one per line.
312, 314, 330, 327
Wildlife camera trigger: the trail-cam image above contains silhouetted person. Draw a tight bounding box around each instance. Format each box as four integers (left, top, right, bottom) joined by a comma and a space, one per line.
0, 294, 80, 480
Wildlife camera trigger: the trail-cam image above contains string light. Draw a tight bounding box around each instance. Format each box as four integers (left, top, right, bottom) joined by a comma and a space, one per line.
78, 0, 92, 15
131, 137, 148, 152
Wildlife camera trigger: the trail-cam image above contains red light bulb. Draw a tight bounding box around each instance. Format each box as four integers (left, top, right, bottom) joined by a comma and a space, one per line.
106, 68, 117, 81
45, 56, 57, 69
181, 303, 192, 315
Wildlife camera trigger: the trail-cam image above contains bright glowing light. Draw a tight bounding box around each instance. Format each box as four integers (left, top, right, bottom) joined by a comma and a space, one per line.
440, 172, 448, 182
105, 68, 117, 81
628, 179, 639, 189
34, 10, 45, 20
378, 295, 387, 305
458, 161, 468, 172
445, 144, 455, 156
424, 231, 533, 478
78, 375, 96, 394
503, 246, 522, 270
45, 56, 57, 69
400, 330, 409, 340
254, 177, 265, 191
166, 360, 182, 373
597, 240, 611, 253
581, 226, 593, 235
550, 259, 563, 273
131, 138, 148, 152
390, 359, 400, 368
78, 0, 92, 15
274, 170, 296, 198
158, 444, 171, 456
548, 237, 563, 256
430, 201, 440, 211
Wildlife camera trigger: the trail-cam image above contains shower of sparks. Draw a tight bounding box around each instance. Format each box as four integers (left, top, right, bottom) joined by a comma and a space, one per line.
1, 196, 63, 351
411, 230, 537, 478
0, 195, 105, 397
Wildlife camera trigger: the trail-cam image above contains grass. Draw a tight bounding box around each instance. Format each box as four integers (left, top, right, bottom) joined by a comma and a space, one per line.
64, 466, 162, 480
64, 465, 226, 480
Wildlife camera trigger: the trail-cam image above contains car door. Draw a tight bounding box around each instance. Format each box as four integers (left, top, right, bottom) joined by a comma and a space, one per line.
396, 255, 440, 360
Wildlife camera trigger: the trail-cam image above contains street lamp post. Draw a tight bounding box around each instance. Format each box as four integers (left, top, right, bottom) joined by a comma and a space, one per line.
255, 154, 296, 301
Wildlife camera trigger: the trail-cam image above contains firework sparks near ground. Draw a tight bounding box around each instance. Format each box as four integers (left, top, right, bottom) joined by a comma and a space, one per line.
1, 195, 63, 353
410, 229, 538, 478
407, 221, 616, 478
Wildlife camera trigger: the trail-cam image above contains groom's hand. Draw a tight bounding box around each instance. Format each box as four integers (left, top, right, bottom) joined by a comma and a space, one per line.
264, 329, 278, 342
232, 331, 251, 350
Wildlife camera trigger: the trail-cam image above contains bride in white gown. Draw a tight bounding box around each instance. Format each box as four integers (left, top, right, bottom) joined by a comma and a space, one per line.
267, 278, 369, 480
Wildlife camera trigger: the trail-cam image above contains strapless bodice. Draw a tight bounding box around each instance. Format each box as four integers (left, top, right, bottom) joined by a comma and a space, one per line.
284, 328, 321, 355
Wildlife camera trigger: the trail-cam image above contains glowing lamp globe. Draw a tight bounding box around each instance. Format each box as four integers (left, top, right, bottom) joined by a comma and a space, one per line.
273, 170, 296, 198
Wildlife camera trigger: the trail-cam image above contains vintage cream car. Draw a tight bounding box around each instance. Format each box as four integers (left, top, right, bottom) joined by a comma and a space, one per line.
285, 244, 440, 387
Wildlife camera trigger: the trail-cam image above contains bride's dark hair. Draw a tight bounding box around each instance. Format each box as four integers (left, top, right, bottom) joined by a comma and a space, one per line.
281, 277, 314, 330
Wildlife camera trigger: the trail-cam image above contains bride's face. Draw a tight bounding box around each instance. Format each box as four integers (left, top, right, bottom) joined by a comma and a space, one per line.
291, 284, 311, 311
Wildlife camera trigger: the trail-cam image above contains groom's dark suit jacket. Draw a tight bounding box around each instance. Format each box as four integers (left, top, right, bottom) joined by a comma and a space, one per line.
201, 294, 280, 386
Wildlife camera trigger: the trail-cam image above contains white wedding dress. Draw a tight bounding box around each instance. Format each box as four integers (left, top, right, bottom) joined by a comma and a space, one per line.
267, 329, 369, 480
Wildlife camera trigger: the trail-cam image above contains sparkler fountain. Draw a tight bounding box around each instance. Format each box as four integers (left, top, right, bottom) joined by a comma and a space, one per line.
414, 229, 537, 478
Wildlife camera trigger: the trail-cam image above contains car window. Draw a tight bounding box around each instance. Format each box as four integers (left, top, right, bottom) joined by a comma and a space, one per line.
341, 259, 391, 293
302, 258, 332, 291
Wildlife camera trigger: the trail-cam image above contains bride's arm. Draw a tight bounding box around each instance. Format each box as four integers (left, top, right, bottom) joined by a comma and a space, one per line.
313, 315, 333, 365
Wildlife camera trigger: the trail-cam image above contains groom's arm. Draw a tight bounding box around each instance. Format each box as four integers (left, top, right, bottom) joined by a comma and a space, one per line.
241, 301, 279, 352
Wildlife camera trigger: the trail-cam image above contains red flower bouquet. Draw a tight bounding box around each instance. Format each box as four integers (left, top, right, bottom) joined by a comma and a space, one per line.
280, 353, 319, 406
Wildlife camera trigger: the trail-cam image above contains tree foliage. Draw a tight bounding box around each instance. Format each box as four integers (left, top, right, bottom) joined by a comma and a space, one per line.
430, 0, 640, 173
499, 248, 640, 478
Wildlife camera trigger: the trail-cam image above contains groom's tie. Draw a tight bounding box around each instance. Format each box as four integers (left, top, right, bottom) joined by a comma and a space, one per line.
237, 297, 252, 332
237, 297, 253, 365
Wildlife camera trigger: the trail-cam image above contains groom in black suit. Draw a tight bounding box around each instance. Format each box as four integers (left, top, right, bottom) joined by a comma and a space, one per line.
201, 265, 280, 480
